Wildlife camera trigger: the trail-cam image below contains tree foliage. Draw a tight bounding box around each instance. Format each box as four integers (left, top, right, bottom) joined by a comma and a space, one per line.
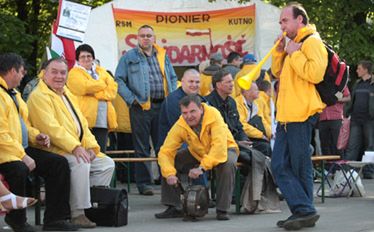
1, 0, 373, 77
263, 0, 374, 80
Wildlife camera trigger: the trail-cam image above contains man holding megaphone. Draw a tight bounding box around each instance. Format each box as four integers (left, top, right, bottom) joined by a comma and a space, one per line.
269, 2, 328, 230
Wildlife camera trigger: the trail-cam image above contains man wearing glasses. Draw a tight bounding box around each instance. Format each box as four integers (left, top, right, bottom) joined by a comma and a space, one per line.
115, 25, 177, 195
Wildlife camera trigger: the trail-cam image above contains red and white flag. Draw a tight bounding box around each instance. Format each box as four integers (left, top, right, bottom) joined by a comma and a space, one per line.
47, 0, 75, 70
186, 29, 211, 36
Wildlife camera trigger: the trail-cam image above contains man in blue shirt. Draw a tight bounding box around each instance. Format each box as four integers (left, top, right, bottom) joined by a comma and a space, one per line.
115, 25, 177, 195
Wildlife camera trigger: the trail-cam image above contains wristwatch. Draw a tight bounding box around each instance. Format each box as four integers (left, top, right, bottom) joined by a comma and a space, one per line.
198, 166, 205, 172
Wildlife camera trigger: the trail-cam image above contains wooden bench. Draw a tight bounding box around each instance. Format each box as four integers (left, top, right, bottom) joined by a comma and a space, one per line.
311, 155, 341, 203
106, 150, 158, 192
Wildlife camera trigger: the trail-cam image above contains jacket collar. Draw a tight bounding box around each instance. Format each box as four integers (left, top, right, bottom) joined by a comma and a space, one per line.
294, 24, 319, 42
38, 79, 68, 96
0, 76, 9, 90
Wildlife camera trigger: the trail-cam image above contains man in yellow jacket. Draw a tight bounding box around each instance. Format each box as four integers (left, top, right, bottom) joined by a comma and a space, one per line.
27, 58, 115, 228
270, 2, 327, 230
0, 53, 77, 231
156, 95, 238, 221
235, 82, 272, 157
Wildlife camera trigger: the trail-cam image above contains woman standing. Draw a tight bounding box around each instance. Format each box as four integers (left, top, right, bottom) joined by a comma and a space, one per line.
345, 60, 374, 179
67, 44, 118, 152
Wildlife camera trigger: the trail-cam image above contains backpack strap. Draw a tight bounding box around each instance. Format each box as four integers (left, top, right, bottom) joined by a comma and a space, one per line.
299, 33, 314, 43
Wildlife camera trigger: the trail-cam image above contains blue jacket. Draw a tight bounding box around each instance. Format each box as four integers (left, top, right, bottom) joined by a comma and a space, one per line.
115, 45, 177, 107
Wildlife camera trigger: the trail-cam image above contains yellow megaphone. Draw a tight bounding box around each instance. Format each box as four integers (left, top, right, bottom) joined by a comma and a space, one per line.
237, 32, 286, 90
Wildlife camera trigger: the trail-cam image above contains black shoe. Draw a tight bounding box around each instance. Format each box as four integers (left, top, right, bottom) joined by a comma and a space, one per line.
155, 206, 184, 219
5, 217, 36, 232
216, 210, 229, 221
208, 200, 216, 208
363, 173, 374, 179
277, 215, 296, 228
43, 220, 80, 231
283, 213, 320, 230
139, 186, 154, 196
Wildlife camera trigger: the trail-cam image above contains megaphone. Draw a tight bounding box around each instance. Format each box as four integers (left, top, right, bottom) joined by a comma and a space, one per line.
238, 32, 286, 90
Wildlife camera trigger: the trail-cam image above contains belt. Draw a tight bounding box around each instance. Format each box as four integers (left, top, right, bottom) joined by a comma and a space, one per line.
151, 98, 164, 103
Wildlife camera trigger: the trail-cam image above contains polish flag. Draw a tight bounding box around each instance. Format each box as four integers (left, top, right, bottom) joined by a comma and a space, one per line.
47, 21, 76, 70
186, 29, 211, 36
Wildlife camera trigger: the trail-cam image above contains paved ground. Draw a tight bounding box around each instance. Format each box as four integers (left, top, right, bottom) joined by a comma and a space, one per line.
1, 179, 374, 232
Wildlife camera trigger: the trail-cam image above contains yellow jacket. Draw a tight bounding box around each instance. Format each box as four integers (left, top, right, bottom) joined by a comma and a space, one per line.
254, 91, 272, 138
67, 65, 118, 130
199, 73, 212, 96
112, 94, 131, 133
271, 25, 327, 122
0, 77, 40, 164
27, 80, 103, 157
233, 64, 259, 97
235, 95, 266, 139
158, 103, 238, 177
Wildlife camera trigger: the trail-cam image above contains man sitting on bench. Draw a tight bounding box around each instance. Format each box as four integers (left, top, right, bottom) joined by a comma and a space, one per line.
156, 95, 238, 221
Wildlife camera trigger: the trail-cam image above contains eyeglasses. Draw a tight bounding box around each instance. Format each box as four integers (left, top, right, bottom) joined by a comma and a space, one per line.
138, 34, 153, 38
79, 54, 93, 59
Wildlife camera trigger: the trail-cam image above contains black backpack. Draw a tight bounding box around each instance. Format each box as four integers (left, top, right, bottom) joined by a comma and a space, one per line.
301, 34, 349, 106
85, 186, 128, 227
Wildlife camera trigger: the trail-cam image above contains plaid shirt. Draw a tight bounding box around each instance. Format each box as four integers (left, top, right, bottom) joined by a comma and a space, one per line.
144, 48, 165, 100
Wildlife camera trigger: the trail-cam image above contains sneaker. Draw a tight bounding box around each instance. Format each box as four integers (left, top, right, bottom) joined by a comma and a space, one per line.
155, 206, 183, 219
4, 217, 36, 232
216, 210, 229, 221
43, 220, 79, 231
283, 213, 320, 230
71, 214, 96, 228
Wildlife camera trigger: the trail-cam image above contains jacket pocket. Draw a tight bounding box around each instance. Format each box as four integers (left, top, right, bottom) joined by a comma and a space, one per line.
128, 59, 140, 73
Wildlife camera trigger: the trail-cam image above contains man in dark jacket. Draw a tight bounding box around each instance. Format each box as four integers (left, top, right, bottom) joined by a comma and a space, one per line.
206, 70, 271, 158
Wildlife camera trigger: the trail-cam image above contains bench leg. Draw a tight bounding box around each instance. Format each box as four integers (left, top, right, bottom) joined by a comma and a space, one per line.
127, 161, 131, 193
110, 168, 117, 188
320, 160, 325, 203
235, 168, 241, 214
34, 176, 41, 225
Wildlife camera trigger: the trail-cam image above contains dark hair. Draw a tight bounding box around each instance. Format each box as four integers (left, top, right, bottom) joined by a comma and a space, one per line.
212, 69, 230, 88
358, 60, 372, 74
179, 94, 202, 108
0, 53, 25, 76
44, 57, 68, 70
227, 52, 241, 64
258, 80, 271, 92
138, 24, 154, 32
287, 2, 309, 25
75, 44, 95, 61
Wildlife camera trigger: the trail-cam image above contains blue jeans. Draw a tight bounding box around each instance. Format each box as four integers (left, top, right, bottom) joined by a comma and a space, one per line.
271, 115, 318, 215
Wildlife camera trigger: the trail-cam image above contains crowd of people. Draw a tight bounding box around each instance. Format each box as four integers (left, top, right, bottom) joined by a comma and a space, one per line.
0, 2, 373, 232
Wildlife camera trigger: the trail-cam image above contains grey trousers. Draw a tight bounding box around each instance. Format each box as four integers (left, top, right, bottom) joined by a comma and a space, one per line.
161, 149, 237, 212
64, 155, 115, 214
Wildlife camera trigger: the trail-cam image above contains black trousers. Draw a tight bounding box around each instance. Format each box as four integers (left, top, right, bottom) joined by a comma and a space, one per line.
26, 147, 71, 224
91, 127, 109, 153
0, 160, 29, 225
319, 119, 342, 155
